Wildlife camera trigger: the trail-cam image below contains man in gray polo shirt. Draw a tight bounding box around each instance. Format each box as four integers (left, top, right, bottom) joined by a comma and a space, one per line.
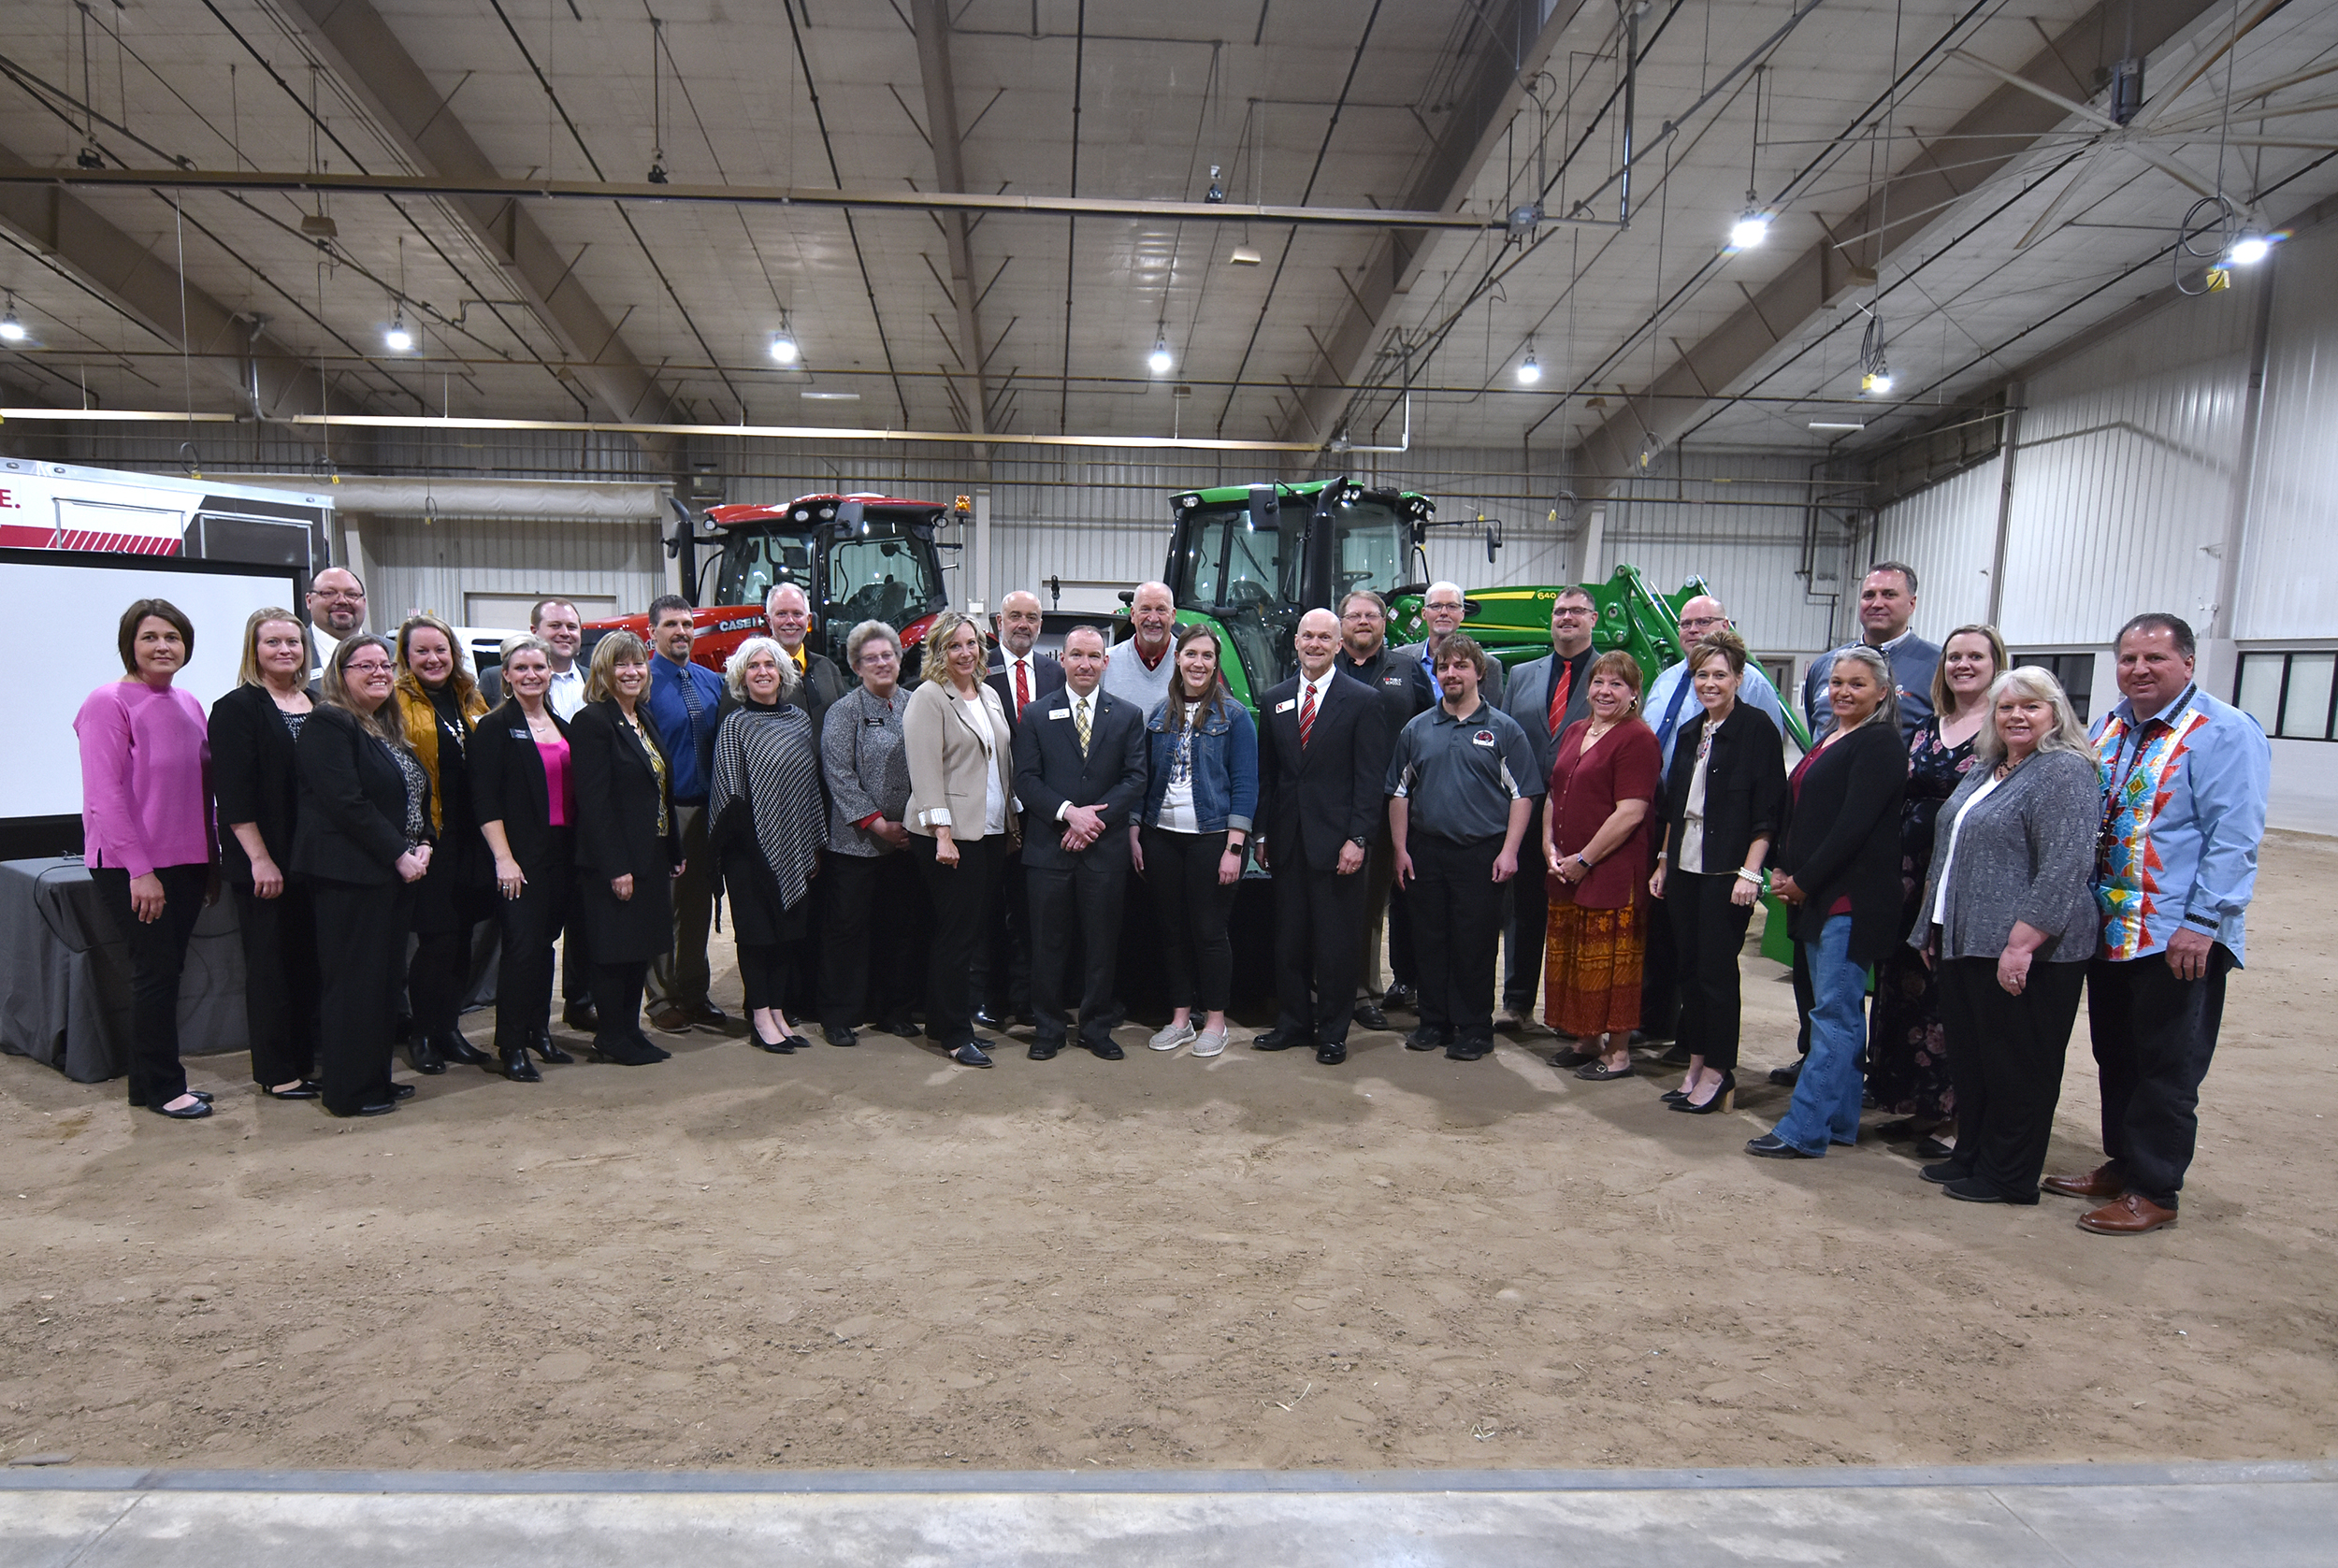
1387, 635, 1541, 1061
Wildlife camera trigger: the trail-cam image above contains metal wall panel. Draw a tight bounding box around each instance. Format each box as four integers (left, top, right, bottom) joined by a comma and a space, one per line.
2236, 225, 2338, 641
1994, 296, 2253, 647
1870, 453, 2002, 635
363, 514, 664, 630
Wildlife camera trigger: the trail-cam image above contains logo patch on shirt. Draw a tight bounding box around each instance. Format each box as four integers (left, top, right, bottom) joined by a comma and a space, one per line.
1472, 730, 1496, 747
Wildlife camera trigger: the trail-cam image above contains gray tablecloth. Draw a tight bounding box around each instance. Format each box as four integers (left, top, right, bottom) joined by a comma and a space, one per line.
0, 857, 249, 1084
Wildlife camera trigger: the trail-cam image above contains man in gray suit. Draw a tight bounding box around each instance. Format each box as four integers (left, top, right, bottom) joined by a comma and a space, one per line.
1394, 581, 1505, 707
1495, 586, 1598, 1031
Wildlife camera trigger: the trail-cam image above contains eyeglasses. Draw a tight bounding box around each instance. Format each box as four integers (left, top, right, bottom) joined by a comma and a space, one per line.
313, 589, 365, 600
344, 660, 394, 673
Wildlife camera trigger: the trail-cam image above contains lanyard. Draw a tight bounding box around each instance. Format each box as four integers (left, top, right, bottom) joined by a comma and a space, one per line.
2100, 686, 2193, 845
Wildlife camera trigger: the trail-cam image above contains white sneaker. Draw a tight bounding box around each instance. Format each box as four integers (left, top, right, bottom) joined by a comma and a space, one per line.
1191, 1029, 1227, 1058
1148, 1022, 1198, 1052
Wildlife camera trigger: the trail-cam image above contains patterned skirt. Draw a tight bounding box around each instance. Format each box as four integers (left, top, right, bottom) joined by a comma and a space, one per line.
1543, 901, 1643, 1037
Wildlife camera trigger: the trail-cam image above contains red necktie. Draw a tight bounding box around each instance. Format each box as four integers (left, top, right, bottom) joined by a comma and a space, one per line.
1014, 658, 1031, 717
1299, 680, 1318, 747
1547, 659, 1572, 736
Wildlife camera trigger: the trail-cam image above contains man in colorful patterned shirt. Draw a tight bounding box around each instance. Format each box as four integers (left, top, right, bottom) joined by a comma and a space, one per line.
2045, 612, 2269, 1236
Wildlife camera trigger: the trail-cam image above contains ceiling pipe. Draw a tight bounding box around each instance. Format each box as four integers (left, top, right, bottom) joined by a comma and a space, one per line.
275, 412, 1323, 452
228, 474, 671, 519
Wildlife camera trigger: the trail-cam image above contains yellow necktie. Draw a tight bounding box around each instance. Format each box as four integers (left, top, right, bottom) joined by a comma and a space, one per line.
1074, 697, 1091, 756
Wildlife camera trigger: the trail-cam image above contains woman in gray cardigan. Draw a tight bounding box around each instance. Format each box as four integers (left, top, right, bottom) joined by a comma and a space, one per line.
1912, 667, 2101, 1204
818, 620, 922, 1046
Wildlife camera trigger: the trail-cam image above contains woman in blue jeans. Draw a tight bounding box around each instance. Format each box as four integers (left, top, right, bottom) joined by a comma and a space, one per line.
1749, 645, 1908, 1158
1133, 624, 1258, 1059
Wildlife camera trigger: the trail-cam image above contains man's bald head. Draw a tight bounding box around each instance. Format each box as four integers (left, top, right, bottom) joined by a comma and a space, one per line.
1677, 595, 1731, 648
996, 590, 1044, 656
307, 567, 367, 637
1129, 580, 1175, 650
1295, 608, 1340, 680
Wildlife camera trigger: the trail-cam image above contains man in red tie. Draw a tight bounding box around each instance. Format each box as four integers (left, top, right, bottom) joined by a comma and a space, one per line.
977, 590, 1065, 1027
1497, 587, 1599, 1033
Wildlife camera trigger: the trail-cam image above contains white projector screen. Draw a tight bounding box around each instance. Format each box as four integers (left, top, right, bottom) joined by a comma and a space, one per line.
2, 551, 306, 825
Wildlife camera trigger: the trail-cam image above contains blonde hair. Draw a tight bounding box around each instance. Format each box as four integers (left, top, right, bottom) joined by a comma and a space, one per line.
585, 629, 651, 704
1975, 667, 2091, 766
1931, 624, 2009, 718
237, 607, 314, 687
394, 613, 480, 703
1828, 645, 1899, 733
920, 611, 984, 685
723, 635, 802, 705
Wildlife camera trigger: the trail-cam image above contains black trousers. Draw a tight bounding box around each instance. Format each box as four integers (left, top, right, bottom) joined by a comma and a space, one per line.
914, 832, 1003, 1050
592, 959, 654, 1050
1665, 870, 1756, 1072
409, 918, 477, 1036
1409, 833, 1505, 1043
1028, 853, 1131, 1047
312, 877, 414, 1116
974, 844, 1034, 1020
233, 879, 322, 1086
494, 831, 572, 1053
1141, 826, 1236, 1014
1938, 956, 2086, 1200
2086, 947, 2234, 1208
738, 942, 812, 1015
822, 851, 926, 1029
1501, 798, 1549, 1013
559, 905, 595, 1005
88, 862, 209, 1106
1272, 857, 1367, 1044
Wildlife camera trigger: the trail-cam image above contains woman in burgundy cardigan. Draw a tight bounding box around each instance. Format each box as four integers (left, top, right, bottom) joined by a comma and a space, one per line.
1540, 651, 1664, 1080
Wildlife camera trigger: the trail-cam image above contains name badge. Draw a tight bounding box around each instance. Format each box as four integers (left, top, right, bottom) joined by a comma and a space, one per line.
1275, 698, 1297, 713
864, 715, 886, 726
509, 727, 529, 740
1048, 707, 1071, 719
1471, 730, 1496, 747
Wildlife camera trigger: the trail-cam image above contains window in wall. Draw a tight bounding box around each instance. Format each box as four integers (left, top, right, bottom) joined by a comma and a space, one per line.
2011, 652, 2095, 725
2235, 651, 2338, 741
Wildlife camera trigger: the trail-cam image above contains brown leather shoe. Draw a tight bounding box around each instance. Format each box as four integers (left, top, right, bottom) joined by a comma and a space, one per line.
648, 1005, 693, 1034
2076, 1192, 2178, 1235
2041, 1164, 2124, 1201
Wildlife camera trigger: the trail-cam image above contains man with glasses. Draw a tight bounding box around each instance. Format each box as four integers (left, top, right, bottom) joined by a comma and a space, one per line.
305, 568, 367, 678
1395, 582, 1506, 705
1636, 594, 1790, 1047
1494, 588, 1600, 1033
1336, 591, 1433, 1029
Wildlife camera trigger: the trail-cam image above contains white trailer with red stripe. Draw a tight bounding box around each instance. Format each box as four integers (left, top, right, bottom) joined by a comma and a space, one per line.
0, 457, 334, 578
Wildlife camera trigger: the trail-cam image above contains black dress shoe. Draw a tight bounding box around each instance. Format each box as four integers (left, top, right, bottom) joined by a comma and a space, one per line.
879, 1016, 919, 1040
823, 1025, 858, 1048
148, 1098, 213, 1120
1086, 1040, 1125, 1061
1745, 1133, 1815, 1159
330, 1100, 398, 1118
404, 1039, 447, 1075
265, 1080, 325, 1100
1380, 984, 1417, 1012
1404, 1028, 1450, 1052
951, 1042, 994, 1068
1768, 1058, 1804, 1087
433, 1031, 490, 1067
529, 1028, 575, 1065
1446, 1040, 1491, 1062
1315, 1043, 1349, 1066
1941, 1175, 2013, 1203
1920, 1159, 1975, 1186
1250, 1027, 1312, 1052
1351, 998, 1389, 1030
686, 1001, 733, 1031
389, 1083, 417, 1100
972, 1008, 1010, 1031
496, 1045, 542, 1083
595, 1035, 664, 1066
1029, 1041, 1061, 1061
562, 1001, 599, 1032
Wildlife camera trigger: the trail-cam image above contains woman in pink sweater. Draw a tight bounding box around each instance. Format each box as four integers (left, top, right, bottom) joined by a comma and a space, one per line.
75, 598, 215, 1120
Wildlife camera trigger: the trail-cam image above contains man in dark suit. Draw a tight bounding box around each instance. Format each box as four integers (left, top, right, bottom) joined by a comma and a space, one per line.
977, 589, 1066, 1027
1012, 624, 1147, 1060
1252, 609, 1393, 1067
1337, 590, 1435, 1029
1496, 586, 1598, 1033
766, 583, 851, 732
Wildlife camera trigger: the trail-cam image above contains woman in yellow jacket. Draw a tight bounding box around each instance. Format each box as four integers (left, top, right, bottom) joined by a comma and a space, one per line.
393, 613, 495, 1073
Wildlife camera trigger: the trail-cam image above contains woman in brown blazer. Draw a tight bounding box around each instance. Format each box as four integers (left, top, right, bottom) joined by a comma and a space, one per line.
902, 611, 1019, 1066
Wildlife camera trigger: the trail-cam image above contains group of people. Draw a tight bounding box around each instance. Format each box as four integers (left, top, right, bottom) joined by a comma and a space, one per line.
73, 557, 2268, 1236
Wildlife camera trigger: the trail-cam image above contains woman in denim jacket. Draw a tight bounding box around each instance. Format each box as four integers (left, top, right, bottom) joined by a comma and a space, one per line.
1132, 624, 1259, 1058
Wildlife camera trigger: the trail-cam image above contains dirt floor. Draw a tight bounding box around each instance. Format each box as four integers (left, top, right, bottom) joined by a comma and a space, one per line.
4, 831, 2334, 1474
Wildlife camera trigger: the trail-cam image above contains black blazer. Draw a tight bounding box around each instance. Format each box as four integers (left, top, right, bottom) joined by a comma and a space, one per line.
1778, 721, 1908, 964
1254, 670, 1391, 873
291, 703, 424, 885
210, 682, 316, 886
1658, 702, 1788, 877
570, 700, 683, 884
987, 652, 1067, 732
470, 699, 572, 879
1011, 686, 1147, 870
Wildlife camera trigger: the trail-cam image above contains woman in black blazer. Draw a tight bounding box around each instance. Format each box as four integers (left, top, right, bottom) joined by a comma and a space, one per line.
211, 609, 325, 1100
293, 636, 434, 1118
1647, 633, 1787, 1115
472, 636, 577, 1082
570, 630, 683, 1066
1748, 645, 1909, 1159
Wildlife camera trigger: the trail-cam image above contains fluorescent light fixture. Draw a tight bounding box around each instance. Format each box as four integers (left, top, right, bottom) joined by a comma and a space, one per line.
1727, 209, 1772, 252
2225, 232, 2272, 266
1515, 348, 1542, 385
1147, 336, 1174, 375
769, 326, 801, 364
801, 389, 860, 401
0, 309, 23, 344
1808, 420, 1865, 431
383, 314, 413, 352
1229, 244, 1262, 266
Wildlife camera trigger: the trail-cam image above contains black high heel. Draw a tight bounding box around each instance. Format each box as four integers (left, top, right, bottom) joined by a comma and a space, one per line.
528, 1027, 575, 1065
1672, 1071, 1736, 1115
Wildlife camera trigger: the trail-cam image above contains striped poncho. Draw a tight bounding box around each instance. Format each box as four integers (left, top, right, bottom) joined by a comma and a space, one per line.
708, 700, 825, 913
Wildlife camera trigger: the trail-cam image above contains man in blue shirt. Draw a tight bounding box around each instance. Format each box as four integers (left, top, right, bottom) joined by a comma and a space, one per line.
642, 595, 729, 1034
1801, 563, 1941, 743
2045, 612, 2270, 1236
